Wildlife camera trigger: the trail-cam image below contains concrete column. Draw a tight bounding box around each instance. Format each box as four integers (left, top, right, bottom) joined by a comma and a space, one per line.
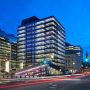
20, 62, 24, 69
5, 60, 10, 72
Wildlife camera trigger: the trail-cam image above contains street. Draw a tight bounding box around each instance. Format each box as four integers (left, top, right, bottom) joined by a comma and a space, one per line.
0, 75, 90, 90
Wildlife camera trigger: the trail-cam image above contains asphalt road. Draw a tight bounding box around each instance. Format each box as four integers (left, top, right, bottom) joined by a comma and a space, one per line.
1, 75, 90, 90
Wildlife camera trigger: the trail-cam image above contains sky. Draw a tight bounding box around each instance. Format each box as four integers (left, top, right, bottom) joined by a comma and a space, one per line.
0, 0, 90, 59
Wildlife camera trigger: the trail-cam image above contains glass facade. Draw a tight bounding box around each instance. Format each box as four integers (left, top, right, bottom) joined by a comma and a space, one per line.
0, 37, 11, 73
65, 43, 83, 73
17, 16, 65, 69
0, 37, 17, 73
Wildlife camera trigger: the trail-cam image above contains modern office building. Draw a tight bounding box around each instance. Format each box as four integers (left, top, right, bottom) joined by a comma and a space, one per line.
0, 37, 11, 73
17, 16, 65, 74
11, 42, 19, 71
11, 42, 17, 61
0, 29, 17, 73
65, 42, 83, 73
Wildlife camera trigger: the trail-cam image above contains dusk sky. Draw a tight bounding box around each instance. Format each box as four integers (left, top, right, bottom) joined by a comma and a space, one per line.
0, 0, 90, 58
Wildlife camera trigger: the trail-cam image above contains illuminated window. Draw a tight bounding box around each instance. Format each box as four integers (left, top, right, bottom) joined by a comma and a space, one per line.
18, 33, 25, 37
18, 48, 26, 52
36, 50, 44, 54
45, 36, 52, 39
36, 46, 44, 50
18, 45, 25, 48
18, 41, 25, 44
18, 26, 25, 30
46, 22, 57, 26
45, 18, 51, 22
36, 37, 44, 41
35, 33, 45, 37
35, 55, 42, 58
35, 42, 45, 45
18, 56, 25, 59
35, 25, 44, 29
18, 37, 25, 41
46, 26, 56, 30
18, 53, 25, 56
36, 29, 45, 33
18, 30, 25, 33
35, 20, 45, 25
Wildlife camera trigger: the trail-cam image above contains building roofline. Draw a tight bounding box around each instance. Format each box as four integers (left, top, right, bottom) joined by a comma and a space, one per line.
18, 16, 65, 30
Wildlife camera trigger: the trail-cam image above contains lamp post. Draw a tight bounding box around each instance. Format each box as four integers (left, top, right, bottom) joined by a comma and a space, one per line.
51, 55, 54, 59
72, 61, 75, 73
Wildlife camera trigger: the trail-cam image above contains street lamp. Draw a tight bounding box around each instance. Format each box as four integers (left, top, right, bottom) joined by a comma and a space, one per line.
85, 58, 88, 62
43, 60, 49, 64
73, 62, 75, 65
72, 62, 75, 73
51, 55, 54, 59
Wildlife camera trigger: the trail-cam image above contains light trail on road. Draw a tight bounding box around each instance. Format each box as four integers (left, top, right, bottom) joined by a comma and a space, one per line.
0, 74, 87, 89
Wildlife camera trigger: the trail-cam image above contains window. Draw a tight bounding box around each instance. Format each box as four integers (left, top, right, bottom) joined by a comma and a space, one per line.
46, 26, 56, 30
45, 18, 51, 22
18, 56, 25, 59
18, 45, 25, 48
18, 53, 25, 56
35, 33, 45, 37
36, 50, 44, 54
36, 46, 44, 50
18, 33, 25, 37
36, 37, 44, 41
36, 29, 45, 33
45, 36, 52, 39
46, 22, 57, 26
18, 48, 26, 52
18, 37, 25, 41
35, 42, 45, 46
18, 30, 25, 33
35, 25, 44, 29
18, 41, 25, 44
18, 26, 26, 30
35, 20, 45, 25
